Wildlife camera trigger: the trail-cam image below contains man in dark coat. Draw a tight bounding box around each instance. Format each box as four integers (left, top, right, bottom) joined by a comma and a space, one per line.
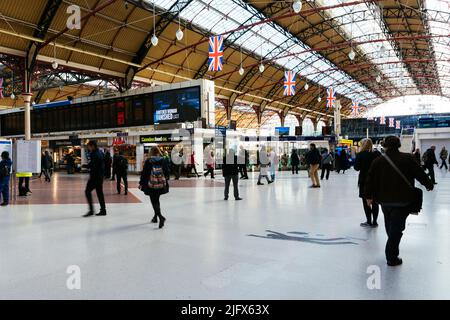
423, 146, 438, 184
222, 149, 242, 201
83, 140, 107, 217
305, 143, 322, 188
365, 136, 433, 266
115, 152, 128, 195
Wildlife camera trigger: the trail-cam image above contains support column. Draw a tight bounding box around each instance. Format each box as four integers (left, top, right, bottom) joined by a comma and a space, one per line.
278, 112, 286, 127
23, 61, 33, 141
311, 118, 319, 135
252, 105, 262, 129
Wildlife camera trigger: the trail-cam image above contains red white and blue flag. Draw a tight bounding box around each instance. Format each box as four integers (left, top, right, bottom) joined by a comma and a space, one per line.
351, 100, 360, 115
380, 116, 385, 124
395, 120, 401, 130
326, 86, 336, 109
283, 71, 296, 96
208, 35, 224, 72
389, 117, 395, 128
0, 78, 3, 99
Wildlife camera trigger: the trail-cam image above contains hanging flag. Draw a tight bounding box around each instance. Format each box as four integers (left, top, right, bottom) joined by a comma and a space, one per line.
351, 100, 360, 115
389, 117, 395, 128
326, 86, 336, 109
380, 116, 385, 124
0, 78, 3, 99
283, 71, 296, 96
395, 120, 401, 130
208, 35, 224, 72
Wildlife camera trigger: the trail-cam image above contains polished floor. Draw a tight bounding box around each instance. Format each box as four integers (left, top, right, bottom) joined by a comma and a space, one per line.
0, 168, 449, 299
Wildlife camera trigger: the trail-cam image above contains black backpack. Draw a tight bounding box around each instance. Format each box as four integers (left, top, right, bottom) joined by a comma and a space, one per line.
0, 163, 10, 177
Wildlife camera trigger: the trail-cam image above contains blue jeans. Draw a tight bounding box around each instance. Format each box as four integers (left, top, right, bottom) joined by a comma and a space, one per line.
0, 176, 10, 203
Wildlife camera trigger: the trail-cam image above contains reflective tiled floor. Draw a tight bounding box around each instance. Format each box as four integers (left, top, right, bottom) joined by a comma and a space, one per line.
0, 169, 449, 299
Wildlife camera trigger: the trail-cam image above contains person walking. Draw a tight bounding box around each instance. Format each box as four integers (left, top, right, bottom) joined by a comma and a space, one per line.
290, 149, 300, 174
115, 152, 128, 195
423, 146, 438, 184
257, 147, 272, 185
139, 147, 170, 228
305, 143, 321, 188
41, 151, 53, 182
222, 149, 242, 201
83, 141, 107, 217
336, 149, 349, 174
365, 136, 434, 266
204, 150, 215, 179
439, 146, 448, 170
320, 149, 334, 181
66, 152, 75, 174
354, 138, 381, 228
238, 146, 249, 179
111, 151, 119, 181
269, 148, 279, 182
104, 151, 112, 179
0, 151, 12, 206
188, 151, 200, 178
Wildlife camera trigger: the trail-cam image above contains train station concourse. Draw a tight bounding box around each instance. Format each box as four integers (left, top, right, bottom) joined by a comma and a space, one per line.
0, 0, 450, 304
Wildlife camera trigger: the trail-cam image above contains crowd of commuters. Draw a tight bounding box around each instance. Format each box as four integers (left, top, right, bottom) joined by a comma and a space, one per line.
3, 134, 444, 267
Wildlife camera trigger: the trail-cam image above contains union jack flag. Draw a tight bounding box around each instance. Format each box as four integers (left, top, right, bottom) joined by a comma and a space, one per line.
389, 117, 395, 128
380, 116, 385, 124
283, 71, 296, 96
326, 86, 336, 109
351, 100, 360, 115
0, 78, 3, 99
208, 36, 224, 72
395, 120, 401, 130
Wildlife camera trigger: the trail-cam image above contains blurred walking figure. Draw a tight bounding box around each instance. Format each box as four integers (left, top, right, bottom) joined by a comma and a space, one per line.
306, 143, 321, 188
115, 151, 128, 195
439, 146, 448, 170
0, 151, 12, 206
354, 138, 381, 227
222, 149, 242, 200
269, 148, 278, 181
238, 145, 249, 179
336, 149, 349, 174
257, 147, 272, 185
422, 146, 438, 184
204, 150, 215, 179
320, 149, 333, 181
290, 149, 300, 174
41, 151, 53, 182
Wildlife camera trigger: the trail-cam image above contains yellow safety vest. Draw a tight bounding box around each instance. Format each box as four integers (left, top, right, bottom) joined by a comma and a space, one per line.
16, 172, 32, 178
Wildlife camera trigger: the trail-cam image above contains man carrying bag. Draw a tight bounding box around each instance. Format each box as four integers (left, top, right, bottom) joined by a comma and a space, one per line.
364, 136, 434, 266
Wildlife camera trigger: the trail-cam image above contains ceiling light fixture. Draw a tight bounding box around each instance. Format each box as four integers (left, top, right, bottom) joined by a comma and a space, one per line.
293, 1, 302, 13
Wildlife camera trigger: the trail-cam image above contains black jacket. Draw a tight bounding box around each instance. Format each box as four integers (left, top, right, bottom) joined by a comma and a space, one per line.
222, 155, 239, 177
354, 150, 380, 197
41, 154, 53, 170
364, 150, 433, 204
424, 148, 438, 166
114, 155, 128, 174
88, 149, 105, 180
305, 149, 321, 165
290, 152, 300, 166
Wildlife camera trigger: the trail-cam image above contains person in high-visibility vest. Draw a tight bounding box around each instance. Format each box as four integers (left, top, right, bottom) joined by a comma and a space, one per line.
17, 172, 32, 197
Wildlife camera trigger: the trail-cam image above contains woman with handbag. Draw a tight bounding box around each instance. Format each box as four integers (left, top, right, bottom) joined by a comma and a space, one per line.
139, 147, 170, 229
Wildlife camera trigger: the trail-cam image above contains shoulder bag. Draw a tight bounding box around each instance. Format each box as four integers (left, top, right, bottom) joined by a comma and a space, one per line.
382, 153, 423, 214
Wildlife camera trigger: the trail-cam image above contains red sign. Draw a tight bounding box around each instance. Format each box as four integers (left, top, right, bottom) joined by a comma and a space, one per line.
117, 111, 125, 125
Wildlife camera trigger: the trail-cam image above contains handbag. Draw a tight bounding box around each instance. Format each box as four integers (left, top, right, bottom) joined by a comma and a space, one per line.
381, 153, 423, 214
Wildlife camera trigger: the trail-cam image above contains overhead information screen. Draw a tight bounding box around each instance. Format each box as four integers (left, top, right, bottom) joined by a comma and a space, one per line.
153, 86, 200, 124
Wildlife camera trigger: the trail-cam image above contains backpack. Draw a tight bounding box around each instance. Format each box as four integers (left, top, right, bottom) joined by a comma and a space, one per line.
117, 156, 128, 171
148, 162, 167, 192
0, 162, 10, 177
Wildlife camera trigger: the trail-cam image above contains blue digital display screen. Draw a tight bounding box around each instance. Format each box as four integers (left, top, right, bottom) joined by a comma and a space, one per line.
153, 86, 200, 124
275, 127, 290, 136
